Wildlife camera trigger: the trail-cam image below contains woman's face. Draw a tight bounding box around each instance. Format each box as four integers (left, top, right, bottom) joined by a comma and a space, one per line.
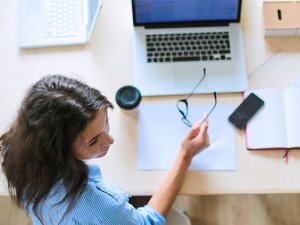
73, 109, 114, 160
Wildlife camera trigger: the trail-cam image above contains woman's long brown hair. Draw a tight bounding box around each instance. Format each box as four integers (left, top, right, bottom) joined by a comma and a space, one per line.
0, 75, 113, 224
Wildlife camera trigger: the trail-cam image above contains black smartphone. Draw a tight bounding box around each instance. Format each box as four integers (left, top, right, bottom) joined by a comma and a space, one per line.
228, 93, 264, 129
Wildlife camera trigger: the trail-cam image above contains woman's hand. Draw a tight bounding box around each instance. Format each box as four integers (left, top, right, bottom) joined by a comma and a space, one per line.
180, 115, 210, 161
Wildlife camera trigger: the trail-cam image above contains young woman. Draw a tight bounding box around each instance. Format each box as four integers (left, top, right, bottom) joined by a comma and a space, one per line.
0, 75, 209, 225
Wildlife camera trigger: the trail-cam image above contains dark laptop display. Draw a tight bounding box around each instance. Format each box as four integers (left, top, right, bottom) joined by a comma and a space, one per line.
132, 0, 241, 26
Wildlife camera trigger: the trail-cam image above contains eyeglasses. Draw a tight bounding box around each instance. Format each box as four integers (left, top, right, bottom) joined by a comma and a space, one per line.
176, 68, 217, 127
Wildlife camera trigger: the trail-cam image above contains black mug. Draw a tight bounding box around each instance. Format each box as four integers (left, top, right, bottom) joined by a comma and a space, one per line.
115, 85, 142, 110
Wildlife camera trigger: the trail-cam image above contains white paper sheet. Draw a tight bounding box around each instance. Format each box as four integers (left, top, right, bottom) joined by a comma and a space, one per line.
138, 103, 236, 171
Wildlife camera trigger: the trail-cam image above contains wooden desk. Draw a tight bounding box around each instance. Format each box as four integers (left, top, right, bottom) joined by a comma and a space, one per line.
1, 0, 300, 196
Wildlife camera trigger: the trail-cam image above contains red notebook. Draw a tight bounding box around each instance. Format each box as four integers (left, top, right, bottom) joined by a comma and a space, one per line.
245, 88, 300, 150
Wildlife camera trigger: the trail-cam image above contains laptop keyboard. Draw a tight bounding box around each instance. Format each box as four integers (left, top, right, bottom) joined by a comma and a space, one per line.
146, 32, 232, 63
44, 0, 80, 39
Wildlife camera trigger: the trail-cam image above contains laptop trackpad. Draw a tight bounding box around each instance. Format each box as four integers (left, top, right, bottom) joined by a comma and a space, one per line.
173, 65, 205, 89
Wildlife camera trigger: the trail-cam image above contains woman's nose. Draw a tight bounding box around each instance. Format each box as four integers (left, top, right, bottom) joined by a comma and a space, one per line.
107, 134, 114, 145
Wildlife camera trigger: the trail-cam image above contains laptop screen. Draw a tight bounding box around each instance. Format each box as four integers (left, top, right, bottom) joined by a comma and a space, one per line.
132, 0, 241, 26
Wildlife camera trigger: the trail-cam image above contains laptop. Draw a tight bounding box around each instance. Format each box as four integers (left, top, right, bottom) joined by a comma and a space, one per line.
19, 0, 102, 48
132, 0, 248, 96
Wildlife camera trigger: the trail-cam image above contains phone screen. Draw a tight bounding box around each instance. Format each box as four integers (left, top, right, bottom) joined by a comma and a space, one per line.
228, 93, 264, 129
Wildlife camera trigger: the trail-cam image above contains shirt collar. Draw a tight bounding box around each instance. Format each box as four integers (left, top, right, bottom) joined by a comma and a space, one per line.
87, 164, 102, 183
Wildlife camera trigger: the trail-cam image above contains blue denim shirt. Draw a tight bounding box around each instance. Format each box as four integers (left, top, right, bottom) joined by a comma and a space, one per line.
29, 164, 165, 225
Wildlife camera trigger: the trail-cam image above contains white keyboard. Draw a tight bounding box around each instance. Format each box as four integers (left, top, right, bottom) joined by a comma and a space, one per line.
44, 0, 80, 39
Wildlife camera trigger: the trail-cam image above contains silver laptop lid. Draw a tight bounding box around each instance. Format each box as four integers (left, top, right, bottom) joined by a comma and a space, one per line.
132, 0, 242, 27
87, 0, 102, 39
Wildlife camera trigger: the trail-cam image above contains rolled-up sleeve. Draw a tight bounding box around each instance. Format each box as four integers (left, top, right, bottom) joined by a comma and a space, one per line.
137, 205, 166, 225
108, 199, 166, 225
